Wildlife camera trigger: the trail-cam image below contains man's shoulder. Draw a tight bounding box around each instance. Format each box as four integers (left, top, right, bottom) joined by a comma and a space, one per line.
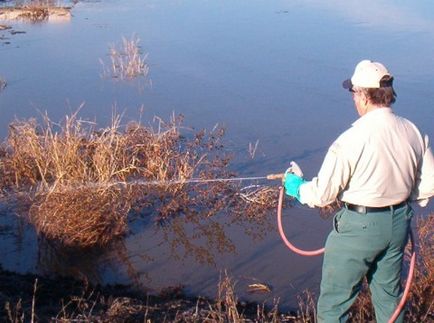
329, 125, 364, 155
392, 112, 416, 125
335, 123, 365, 144
392, 113, 426, 143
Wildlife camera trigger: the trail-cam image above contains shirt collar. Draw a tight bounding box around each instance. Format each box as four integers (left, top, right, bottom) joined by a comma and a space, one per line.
352, 107, 394, 127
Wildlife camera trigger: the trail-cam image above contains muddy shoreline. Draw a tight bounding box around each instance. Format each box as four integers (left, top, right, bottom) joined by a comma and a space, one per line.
0, 265, 297, 322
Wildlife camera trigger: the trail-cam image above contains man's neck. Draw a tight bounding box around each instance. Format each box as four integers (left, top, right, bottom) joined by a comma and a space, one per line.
363, 104, 389, 116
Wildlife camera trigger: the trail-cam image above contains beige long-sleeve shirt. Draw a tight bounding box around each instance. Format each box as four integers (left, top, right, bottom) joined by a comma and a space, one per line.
299, 108, 434, 207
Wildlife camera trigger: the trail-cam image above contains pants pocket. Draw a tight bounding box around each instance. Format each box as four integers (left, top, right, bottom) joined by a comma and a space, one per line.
404, 204, 414, 220
333, 208, 345, 233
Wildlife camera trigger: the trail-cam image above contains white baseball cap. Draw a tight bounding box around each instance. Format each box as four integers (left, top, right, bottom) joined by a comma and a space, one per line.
343, 60, 394, 91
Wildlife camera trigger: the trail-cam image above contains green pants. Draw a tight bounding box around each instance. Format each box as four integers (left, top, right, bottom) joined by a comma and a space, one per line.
317, 204, 413, 323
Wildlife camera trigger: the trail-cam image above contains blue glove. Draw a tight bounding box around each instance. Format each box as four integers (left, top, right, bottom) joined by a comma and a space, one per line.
283, 173, 305, 201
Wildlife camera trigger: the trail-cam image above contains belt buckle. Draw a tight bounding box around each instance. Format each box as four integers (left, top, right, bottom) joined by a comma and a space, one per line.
345, 203, 367, 214
358, 205, 367, 214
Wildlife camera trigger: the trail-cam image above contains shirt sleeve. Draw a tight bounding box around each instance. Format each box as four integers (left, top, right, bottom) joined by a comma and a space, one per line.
298, 141, 352, 207
410, 135, 434, 207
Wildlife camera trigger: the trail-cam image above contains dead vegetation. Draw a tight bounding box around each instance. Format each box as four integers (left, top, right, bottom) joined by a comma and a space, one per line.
398, 214, 434, 322
0, 111, 278, 249
206, 271, 283, 322
29, 186, 133, 247
0, 2, 71, 22
100, 35, 150, 81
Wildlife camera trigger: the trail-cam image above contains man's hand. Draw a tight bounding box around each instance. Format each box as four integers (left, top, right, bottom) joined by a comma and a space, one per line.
283, 173, 305, 201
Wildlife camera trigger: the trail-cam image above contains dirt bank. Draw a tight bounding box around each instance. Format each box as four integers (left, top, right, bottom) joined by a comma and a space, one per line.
0, 265, 296, 322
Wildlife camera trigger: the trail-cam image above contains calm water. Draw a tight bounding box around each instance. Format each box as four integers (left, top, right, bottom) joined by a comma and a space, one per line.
1, 0, 433, 310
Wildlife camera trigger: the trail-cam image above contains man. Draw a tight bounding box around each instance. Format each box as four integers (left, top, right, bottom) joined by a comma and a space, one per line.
284, 59, 434, 322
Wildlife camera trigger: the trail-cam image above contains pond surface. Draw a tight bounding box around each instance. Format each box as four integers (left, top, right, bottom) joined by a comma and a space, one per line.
1, 0, 433, 310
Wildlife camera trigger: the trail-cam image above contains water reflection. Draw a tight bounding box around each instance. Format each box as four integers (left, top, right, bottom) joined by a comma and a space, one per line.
302, 0, 434, 32
32, 186, 279, 288
127, 181, 280, 266
37, 237, 107, 284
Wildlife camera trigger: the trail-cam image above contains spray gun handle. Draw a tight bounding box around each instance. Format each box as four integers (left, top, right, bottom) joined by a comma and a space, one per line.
288, 161, 304, 177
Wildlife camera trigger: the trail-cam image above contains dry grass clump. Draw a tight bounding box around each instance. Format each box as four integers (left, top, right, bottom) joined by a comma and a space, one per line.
12, 7, 49, 21
0, 2, 71, 22
405, 214, 434, 321
211, 271, 243, 322
296, 290, 317, 322
0, 111, 277, 249
191, 271, 283, 322
29, 186, 133, 247
101, 35, 150, 80
0, 112, 212, 191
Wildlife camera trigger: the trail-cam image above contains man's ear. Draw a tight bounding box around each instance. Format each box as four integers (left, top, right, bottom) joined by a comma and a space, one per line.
361, 93, 369, 106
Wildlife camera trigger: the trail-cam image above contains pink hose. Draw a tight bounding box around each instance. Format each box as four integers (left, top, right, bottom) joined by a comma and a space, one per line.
276, 187, 416, 322
277, 187, 324, 256
388, 231, 416, 323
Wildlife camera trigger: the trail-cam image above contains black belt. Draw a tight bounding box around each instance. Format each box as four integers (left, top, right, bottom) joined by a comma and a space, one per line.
345, 201, 407, 213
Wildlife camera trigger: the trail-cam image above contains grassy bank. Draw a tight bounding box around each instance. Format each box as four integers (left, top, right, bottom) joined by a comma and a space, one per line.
0, 267, 297, 322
